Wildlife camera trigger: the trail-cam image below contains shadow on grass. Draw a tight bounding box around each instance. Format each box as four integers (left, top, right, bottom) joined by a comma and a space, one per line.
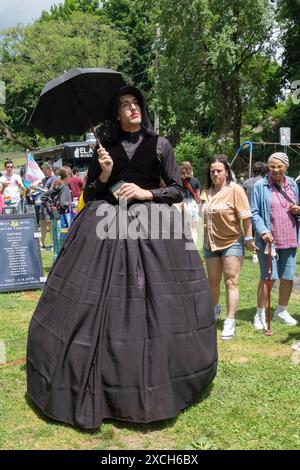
25, 392, 177, 436
237, 307, 257, 322
280, 331, 300, 345
106, 416, 177, 435
216, 307, 300, 339
216, 308, 255, 330
106, 382, 214, 434
25, 393, 100, 435
25, 382, 215, 436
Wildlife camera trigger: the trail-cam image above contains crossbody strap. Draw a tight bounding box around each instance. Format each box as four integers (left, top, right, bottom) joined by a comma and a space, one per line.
273, 182, 294, 204
183, 180, 200, 204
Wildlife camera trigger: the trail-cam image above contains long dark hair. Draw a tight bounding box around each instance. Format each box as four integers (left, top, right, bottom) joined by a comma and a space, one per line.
97, 85, 156, 148
205, 154, 233, 189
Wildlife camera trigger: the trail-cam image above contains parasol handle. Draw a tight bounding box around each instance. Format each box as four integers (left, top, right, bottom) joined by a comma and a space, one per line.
90, 125, 103, 150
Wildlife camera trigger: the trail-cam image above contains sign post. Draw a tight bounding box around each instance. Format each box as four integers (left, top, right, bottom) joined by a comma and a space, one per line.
0, 214, 45, 292
280, 127, 291, 153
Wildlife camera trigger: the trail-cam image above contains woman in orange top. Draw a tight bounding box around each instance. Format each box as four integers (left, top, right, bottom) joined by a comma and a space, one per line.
200, 155, 256, 340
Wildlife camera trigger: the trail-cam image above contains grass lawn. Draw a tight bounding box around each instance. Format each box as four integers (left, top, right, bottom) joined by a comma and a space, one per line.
0, 248, 300, 450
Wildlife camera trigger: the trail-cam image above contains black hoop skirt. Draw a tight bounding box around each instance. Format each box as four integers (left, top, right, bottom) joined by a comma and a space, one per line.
27, 201, 217, 429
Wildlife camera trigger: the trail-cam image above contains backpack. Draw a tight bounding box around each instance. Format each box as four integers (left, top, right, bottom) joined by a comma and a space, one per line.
41, 186, 63, 220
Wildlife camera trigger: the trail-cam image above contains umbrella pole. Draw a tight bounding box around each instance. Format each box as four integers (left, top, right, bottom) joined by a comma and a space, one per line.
90, 125, 103, 149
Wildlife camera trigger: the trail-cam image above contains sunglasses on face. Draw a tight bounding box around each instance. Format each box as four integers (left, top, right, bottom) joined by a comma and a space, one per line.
268, 164, 285, 171
5, 165, 13, 169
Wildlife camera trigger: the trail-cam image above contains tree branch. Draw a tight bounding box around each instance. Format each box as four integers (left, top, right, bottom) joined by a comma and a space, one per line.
0, 119, 36, 151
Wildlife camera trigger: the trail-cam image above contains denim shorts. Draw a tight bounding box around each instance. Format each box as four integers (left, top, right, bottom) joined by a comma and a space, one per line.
258, 247, 297, 280
203, 238, 245, 258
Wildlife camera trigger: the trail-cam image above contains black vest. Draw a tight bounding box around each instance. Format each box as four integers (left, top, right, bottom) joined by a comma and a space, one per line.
99, 134, 160, 203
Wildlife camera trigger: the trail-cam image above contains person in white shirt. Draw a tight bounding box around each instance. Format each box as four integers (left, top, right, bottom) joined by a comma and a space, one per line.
0, 160, 24, 214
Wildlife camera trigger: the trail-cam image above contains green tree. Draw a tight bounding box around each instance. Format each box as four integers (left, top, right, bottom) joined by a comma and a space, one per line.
276, 0, 300, 143
157, 0, 280, 151
175, 133, 216, 183
102, 0, 159, 91
40, 0, 102, 21
0, 12, 130, 148
41, 0, 159, 91
278, 0, 300, 82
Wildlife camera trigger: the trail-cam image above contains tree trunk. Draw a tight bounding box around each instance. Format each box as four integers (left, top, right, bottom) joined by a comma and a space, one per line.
231, 74, 243, 175
232, 75, 242, 152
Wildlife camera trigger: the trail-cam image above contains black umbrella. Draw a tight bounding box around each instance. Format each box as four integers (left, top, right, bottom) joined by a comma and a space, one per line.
28, 67, 126, 138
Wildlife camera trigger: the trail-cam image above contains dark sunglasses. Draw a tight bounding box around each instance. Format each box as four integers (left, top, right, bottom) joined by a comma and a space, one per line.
5, 165, 13, 168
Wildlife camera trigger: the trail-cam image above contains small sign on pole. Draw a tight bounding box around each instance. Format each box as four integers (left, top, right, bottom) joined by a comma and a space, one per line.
280, 127, 291, 146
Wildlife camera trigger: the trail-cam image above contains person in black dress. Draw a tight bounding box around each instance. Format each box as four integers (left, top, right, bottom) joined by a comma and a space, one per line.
26, 85, 217, 429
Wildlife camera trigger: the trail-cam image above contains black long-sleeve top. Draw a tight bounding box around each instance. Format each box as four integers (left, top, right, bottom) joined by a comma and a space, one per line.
84, 131, 184, 205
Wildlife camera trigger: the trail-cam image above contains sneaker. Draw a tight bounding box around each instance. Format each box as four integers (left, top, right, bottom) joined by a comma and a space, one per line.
252, 253, 258, 264
214, 304, 222, 321
273, 310, 298, 326
253, 312, 267, 331
221, 319, 236, 340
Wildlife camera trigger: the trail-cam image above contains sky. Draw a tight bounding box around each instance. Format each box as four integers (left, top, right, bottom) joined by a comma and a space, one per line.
0, 0, 62, 31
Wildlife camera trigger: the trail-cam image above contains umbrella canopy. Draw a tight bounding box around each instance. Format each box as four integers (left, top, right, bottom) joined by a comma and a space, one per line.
28, 68, 126, 138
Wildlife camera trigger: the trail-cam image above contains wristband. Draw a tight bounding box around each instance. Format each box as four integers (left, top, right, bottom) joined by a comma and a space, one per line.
244, 236, 253, 241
